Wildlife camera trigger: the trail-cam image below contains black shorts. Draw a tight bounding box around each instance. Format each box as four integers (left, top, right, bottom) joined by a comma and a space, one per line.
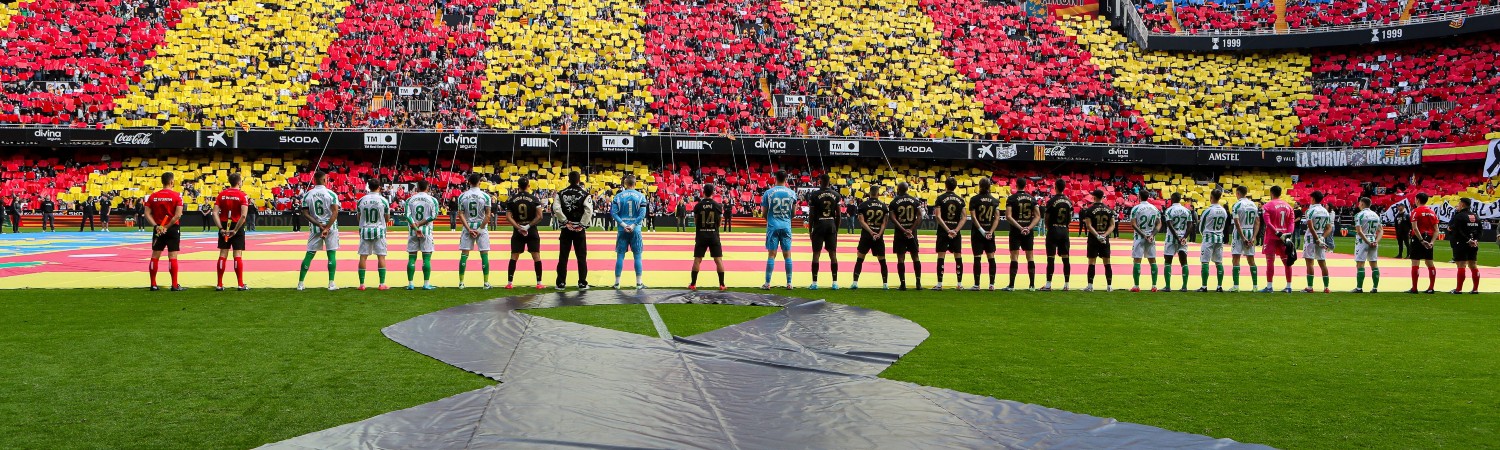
1408, 241, 1435, 261
971, 230, 998, 255
1045, 227, 1070, 256
893, 233, 919, 255
1008, 231, 1035, 252
694, 231, 723, 258
1086, 237, 1112, 259
857, 233, 886, 257
1451, 242, 1478, 262
151, 226, 181, 252
510, 229, 541, 254
811, 222, 838, 252
217, 228, 246, 251
934, 230, 962, 254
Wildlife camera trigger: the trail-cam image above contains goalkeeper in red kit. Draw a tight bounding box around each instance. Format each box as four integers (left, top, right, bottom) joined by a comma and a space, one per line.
212, 173, 251, 291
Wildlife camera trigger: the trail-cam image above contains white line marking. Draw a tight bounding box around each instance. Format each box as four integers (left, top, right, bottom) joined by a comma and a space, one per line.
644, 303, 672, 340
68, 253, 118, 258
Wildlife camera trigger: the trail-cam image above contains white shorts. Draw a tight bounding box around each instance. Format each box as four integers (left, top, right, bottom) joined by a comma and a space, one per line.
1231, 237, 1256, 256
407, 233, 435, 253
1200, 243, 1223, 264
1354, 241, 1379, 262
460, 229, 491, 252
307, 229, 340, 252
1164, 238, 1188, 256
1303, 239, 1327, 261
1132, 239, 1157, 259
359, 238, 387, 256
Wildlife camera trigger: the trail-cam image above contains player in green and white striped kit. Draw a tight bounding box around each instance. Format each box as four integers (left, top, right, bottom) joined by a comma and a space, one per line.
455, 174, 493, 289
404, 180, 440, 290
1229, 185, 1261, 291
298, 171, 341, 291
1351, 196, 1382, 293
1197, 189, 1229, 292
1302, 191, 1335, 293
355, 180, 391, 290
1161, 193, 1193, 292
1129, 191, 1162, 292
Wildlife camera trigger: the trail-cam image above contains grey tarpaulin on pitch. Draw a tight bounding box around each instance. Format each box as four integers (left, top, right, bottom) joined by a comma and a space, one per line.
261, 291, 1273, 449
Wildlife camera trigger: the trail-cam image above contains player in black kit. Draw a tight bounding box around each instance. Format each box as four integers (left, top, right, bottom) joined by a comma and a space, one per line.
1042, 179, 1074, 291
806, 173, 842, 290
969, 178, 1002, 291
1004, 178, 1040, 291
851, 185, 890, 289
553, 171, 594, 290
689, 184, 727, 291
505, 178, 545, 289
889, 183, 924, 291
932, 177, 967, 290
1448, 198, 1480, 294
1082, 189, 1117, 292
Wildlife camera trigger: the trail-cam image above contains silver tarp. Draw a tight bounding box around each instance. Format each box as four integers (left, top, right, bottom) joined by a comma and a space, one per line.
261, 290, 1272, 449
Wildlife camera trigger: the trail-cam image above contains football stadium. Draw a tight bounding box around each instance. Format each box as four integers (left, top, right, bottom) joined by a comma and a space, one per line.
2, 0, 1500, 448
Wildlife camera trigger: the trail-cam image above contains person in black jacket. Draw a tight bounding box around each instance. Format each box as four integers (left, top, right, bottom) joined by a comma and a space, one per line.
1392, 203, 1411, 259
8, 195, 22, 232
99, 197, 112, 232
40, 196, 56, 231
80, 197, 97, 231
246, 201, 258, 232
553, 171, 594, 290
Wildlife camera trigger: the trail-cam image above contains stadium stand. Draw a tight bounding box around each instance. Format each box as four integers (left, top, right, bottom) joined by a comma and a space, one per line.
642, 0, 815, 135
920, 0, 1149, 143
478, 0, 654, 133
113, 0, 345, 130
781, 0, 997, 139
299, 0, 492, 130
1060, 16, 1312, 147
1297, 33, 1500, 146
1135, 0, 1493, 34
0, 0, 189, 127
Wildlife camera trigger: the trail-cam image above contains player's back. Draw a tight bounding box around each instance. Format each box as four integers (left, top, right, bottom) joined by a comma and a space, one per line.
613, 190, 646, 223
406, 193, 439, 232
509, 192, 540, 224
1412, 205, 1438, 234
303, 187, 340, 227
457, 189, 491, 224
216, 188, 247, 223
694, 199, 722, 231
1354, 209, 1381, 241
934, 192, 965, 229
860, 198, 888, 229
1131, 203, 1160, 239
1165, 204, 1191, 231
1200, 205, 1228, 238
1233, 199, 1260, 229
357, 194, 390, 229
889, 195, 921, 231
1045, 194, 1072, 228
1263, 199, 1292, 232
1306, 205, 1332, 234
147, 188, 182, 224
763, 187, 797, 230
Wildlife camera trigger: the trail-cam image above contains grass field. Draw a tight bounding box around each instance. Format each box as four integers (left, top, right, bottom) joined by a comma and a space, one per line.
2, 287, 1497, 449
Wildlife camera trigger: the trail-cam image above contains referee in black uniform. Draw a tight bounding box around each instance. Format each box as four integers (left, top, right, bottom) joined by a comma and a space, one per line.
689, 184, 726, 290
553, 171, 594, 290
806, 173, 842, 290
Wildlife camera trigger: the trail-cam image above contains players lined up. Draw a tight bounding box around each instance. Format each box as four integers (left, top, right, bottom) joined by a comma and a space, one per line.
141, 170, 1482, 294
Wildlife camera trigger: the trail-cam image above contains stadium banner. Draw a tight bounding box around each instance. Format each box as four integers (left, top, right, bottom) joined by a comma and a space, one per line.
1485, 139, 1500, 177
739, 136, 816, 157
1295, 146, 1423, 168
1195, 149, 1298, 167
833, 140, 968, 160
1142, 12, 1500, 51
972, 142, 1036, 161
0, 128, 196, 148
1422, 140, 1489, 162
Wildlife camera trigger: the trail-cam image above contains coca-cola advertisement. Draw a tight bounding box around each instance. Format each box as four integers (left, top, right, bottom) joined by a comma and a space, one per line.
0, 129, 198, 148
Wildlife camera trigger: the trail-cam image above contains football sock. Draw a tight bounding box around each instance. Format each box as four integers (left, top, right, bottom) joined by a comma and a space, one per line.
1104, 263, 1113, 285
1200, 263, 1209, 287
614, 252, 625, 279
936, 257, 945, 283
299, 252, 316, 282
691, 266, 700, 285
422, 252, 432, 282
1471, 267, 1479, 291
1428, 267, 1436, 291
169, 258, 179, 286
1025, 260, 1034, 287
480, 252, 490, 284
359, 266, 366, 285
632, 253, 642, 278
1458, 268, 1466, 291
508, 259, 517, 282
765, 258, 774, 285
784, 258, 793, 285
1062, 258, 1070, 284
853, 256, 865, 282
1163, 256, 1173, 289
1232, 265, 1240, 286
717, 268, 725, 287
811, 260, 820, 282
217, 257, 227, 286
378, 267, 387, 284
879, 259, 888, 283
1046, 256, 1055, 282
1132, 263, 1141, 286
897, 256, 906, 285
993, 258, 1002, 286
1411, 266, 1418, 290
1372, 267, 1380, 289
1149, 262, 1158, 286
1087, 264, 1095, 284
1267, 264, 1275, 286
326, 251, 337, 282
533, 260, 543, 283
407, 253, 417, 283
460, 254, 470, 283
976, 257, 984, 286
830, 260, 839, 282
1250, 265, 1258, 287
1307, 273, 1315, 289
1215, 263, 1224, 287
234, 257, 244, 286
149, 257, 159, 287
1006, 260, 1016, 287
1356, 267, 1366, 289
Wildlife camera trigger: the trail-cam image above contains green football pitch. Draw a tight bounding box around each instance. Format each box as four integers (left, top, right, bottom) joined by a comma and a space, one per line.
2, 288, 1497, 449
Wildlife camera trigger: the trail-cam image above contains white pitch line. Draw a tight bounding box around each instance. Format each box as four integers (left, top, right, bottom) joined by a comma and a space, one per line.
644, 303, 672, 340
